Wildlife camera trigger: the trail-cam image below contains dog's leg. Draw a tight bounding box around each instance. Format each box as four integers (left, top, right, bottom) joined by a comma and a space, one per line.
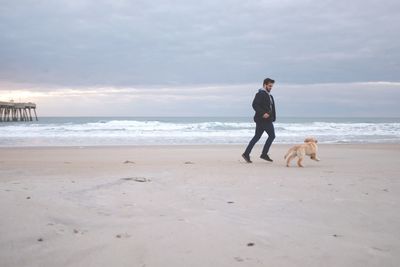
297, 151, 305, 167
297, 157, 304, 167
286, 153, 296, 167
310, 153, 320, 161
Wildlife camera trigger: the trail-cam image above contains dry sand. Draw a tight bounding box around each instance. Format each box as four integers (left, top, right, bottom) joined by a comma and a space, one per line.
0, 144, 399, 267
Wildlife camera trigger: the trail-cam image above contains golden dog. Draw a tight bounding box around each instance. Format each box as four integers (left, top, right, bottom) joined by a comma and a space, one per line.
284, 137, 320, 167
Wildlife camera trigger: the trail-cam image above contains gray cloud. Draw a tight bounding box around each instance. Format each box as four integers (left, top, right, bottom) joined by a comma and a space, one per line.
1, 0, 399, 87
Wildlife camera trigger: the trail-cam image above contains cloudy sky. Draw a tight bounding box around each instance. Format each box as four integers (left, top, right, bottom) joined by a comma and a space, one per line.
0, 0, 399, 116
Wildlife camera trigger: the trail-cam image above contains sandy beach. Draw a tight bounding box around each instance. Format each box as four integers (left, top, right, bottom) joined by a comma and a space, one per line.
0, 144, 399, 267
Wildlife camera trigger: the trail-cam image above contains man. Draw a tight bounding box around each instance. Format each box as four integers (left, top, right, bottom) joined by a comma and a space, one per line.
242, 78, 276, 163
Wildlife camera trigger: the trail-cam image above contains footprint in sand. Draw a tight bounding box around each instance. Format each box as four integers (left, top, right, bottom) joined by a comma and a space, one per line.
234, 257, 244, 262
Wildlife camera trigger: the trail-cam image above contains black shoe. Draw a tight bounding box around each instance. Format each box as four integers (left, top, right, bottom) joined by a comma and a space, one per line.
242, 153, 252, 163
260, 155, 273, 162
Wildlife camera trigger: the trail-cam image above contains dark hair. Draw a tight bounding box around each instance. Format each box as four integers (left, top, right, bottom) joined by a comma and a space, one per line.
263, 78, 275, 85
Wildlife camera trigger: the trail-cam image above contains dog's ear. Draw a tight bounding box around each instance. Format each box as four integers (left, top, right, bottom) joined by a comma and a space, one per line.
304, 137, 317, 143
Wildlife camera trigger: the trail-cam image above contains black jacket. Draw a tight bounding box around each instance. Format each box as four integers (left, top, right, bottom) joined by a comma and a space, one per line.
252, 89, 276, 123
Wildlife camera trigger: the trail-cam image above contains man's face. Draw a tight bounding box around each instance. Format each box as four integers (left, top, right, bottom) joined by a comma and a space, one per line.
264, 82, 274, 92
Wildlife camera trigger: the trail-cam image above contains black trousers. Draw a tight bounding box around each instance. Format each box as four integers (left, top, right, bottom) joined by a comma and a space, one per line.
244, 121, 275, 157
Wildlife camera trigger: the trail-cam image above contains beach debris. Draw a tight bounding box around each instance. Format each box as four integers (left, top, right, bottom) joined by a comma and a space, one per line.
332, 234, 343, 238
116, 233, 131, 239
247, 242, 255, 247
123, 160, 135, 164
37, 238, 43, 242
184, 161, 194, 164
26, 196, 31, 199
121, 177, 151, 182
227, 201, 235, 204
383, 189, 389, 192
73, 229, 79, 234
133, 177, 150, 182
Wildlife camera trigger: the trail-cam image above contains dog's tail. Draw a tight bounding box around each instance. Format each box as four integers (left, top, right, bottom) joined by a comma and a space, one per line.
284, 147, 297, 159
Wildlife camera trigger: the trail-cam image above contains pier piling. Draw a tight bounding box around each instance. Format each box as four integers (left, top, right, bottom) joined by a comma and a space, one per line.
0, 101, 38, 122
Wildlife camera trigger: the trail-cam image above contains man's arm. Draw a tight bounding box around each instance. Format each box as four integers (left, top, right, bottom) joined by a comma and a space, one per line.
252, 93, 270, 118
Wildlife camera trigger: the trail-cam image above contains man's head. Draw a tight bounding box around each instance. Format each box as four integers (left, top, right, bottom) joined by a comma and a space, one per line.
263, 78, 275, 92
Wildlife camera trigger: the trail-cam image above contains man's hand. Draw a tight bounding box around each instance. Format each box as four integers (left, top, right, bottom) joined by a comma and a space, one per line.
262, 113, 270, 119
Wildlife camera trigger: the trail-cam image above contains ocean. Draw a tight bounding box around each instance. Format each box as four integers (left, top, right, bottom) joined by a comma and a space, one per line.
1, 117, 399, 147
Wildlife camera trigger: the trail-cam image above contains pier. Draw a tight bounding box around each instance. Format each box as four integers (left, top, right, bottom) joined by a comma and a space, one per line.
0, 101, 38, 122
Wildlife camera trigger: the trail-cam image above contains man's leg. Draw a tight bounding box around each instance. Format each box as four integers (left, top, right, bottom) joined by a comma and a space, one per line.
261, 122, 275, 157
243, 122, 264, 156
